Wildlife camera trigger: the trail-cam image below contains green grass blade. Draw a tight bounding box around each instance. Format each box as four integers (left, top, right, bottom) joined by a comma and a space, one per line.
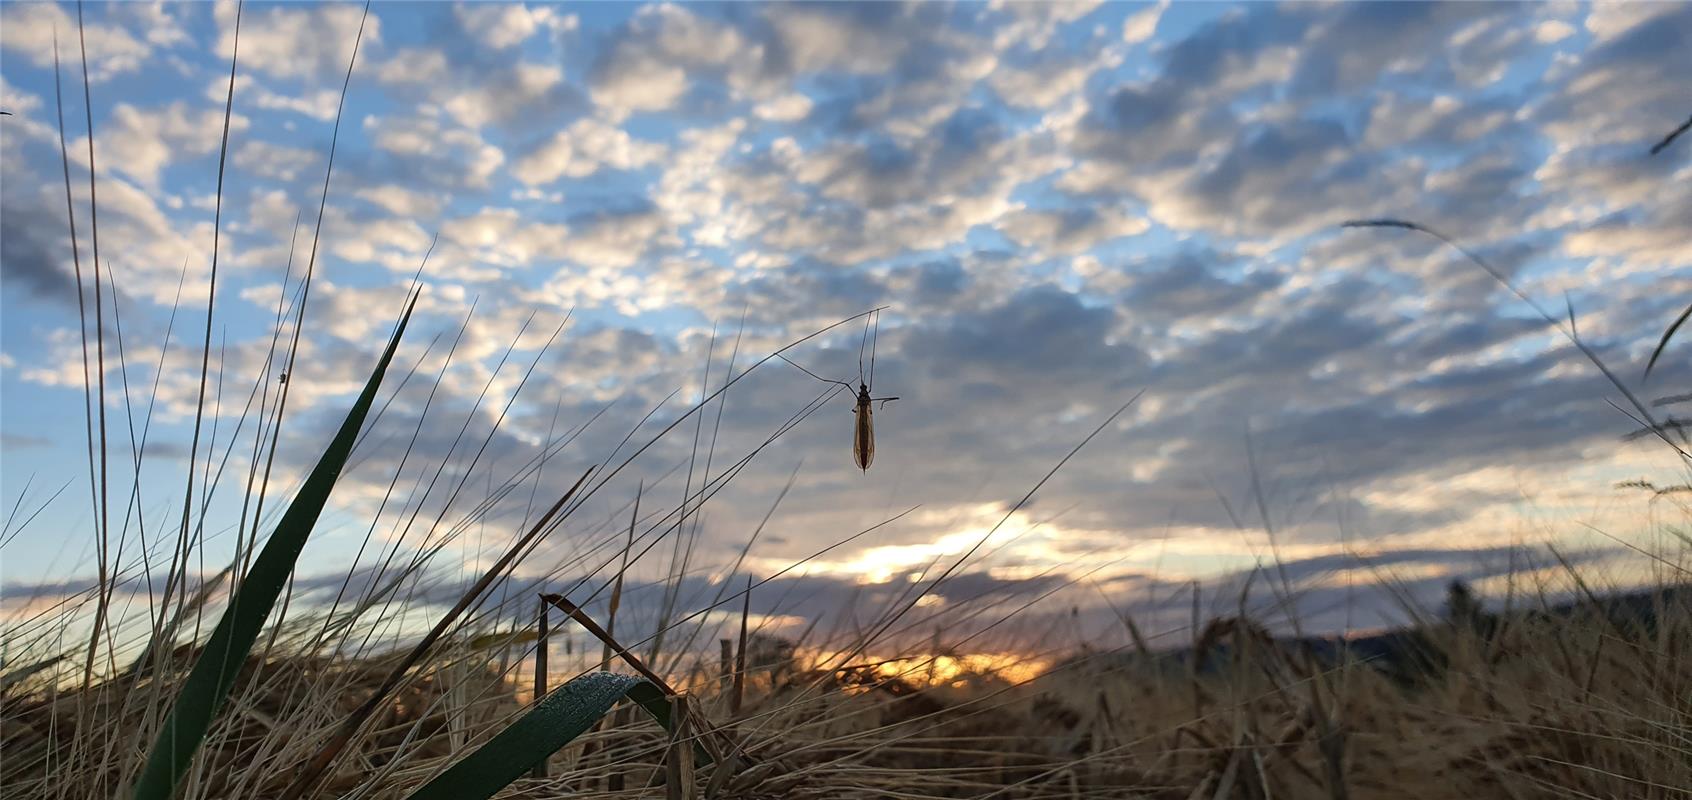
405, 672, 673, 800
132, 293, 420, 800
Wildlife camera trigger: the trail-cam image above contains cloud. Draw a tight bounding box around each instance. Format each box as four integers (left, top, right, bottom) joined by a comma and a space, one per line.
441, 63, 571, 130
765, 3, 935, 74
1122, 2, 1166, 44
1534, 19, 1575, 44
3, 0, 1688, 649
910, 284, 1147, 384
556, 204, 672, 270
355, 185, 446, 219
374, 47, 450, 86
1000, 204, 1149, 255
988, 52, 1094, 110
454, 3, 577, 51
0, 2, 153, 81
1284, 3, 1520, 96
234, 139, 318, 181
1533, 3, 1691, 149
1113, 249, 1283, 321
0, 183, 79, 302
79, 101, 251, 189
753, 92, 813, 122
216, 2, 377, 83
512, 118, 667, 185
990, 0, 1105, 51
588, 4, 771, 115
364, 111, 506, 189
238, 78, 341, 122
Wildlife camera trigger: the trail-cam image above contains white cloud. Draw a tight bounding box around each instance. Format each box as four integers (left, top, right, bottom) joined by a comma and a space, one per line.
512, 118, 666, 184
654, 119, 752, 245
1583, 2, 1678, 43
441, 62, 566, 129
455, 3, 577, 50
559, 207, 670, 270
356, 185, 446, 218
217, 3, 378, 82
589, 4, 768, 114
1534, 19, 1575, 44
441, 208, 571, 268
991, 0, 1104, 50
375, 47, 450, 86
114, 1, 192, 49
990, 58, 1092, 110
365, 112, 506, 188
754, 92, 814, 123
0, 76, 54, 148
766, 4, 916, 73
80, 101, 251, 189
0, 2, 152, 81
440, 204, 669, 272
207, 75, 339, 121
511, 187, 565, 204
530, 254, 729, 317
3, 155, 214, 306
234, 140, 317, 181
325, 213, 434, 272
1122, 1, 1168, 44
591, 55, 689, 114
0, 75, 42, 117
243, 187, 298, 235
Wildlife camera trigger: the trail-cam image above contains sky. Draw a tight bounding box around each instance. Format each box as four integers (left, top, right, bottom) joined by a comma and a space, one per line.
1, 1, 1689, 657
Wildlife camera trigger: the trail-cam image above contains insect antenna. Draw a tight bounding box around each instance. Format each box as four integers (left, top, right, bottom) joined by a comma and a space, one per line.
856, 312, 873, 386
865, 310, 898, 408
775, 352, 854, 390
866, 309, 881, 391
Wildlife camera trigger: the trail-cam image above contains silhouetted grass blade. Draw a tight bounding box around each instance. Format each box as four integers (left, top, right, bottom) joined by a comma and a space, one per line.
1644, 301, 1690, 381
405, 672, 673, 800
132, 292, 420, 800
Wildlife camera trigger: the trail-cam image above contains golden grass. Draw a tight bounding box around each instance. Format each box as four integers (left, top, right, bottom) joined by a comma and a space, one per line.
5, 582, 1688, 799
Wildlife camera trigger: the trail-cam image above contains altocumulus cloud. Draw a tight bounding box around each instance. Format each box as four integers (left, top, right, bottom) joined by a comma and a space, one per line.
1, 1, 1687, 644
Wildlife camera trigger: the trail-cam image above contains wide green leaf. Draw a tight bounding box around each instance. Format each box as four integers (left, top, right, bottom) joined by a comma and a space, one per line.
405, 672, 673, 800
132, 293, 419, 800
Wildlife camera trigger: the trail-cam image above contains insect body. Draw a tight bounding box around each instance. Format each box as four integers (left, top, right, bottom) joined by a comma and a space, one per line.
776, 312, 898, 472
852, 381, 898, 472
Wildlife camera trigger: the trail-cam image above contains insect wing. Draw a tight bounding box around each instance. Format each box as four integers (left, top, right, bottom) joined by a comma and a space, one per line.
853, 402, 874, 471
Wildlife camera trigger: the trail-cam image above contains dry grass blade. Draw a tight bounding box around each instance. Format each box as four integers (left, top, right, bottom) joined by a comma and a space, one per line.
733, 576, 750, 717
541, 592, 675, 694
1643, 301, 1690, 382
278, 466, 595, 800
1649, 112, 1692, 155
131, 291, 420, 800
530, 597, 550, 779
49, 23, 105, 743
1342, 218, 1688, 462
605, 483, 639, 672
542, 592, 744, 774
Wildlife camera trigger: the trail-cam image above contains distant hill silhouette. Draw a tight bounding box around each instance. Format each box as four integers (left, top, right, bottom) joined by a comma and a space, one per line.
1057, 583, 1688, 685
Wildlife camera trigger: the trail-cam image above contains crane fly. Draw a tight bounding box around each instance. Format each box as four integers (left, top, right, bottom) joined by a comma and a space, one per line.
851, 379, 898, 471
778, 311, 898, 472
